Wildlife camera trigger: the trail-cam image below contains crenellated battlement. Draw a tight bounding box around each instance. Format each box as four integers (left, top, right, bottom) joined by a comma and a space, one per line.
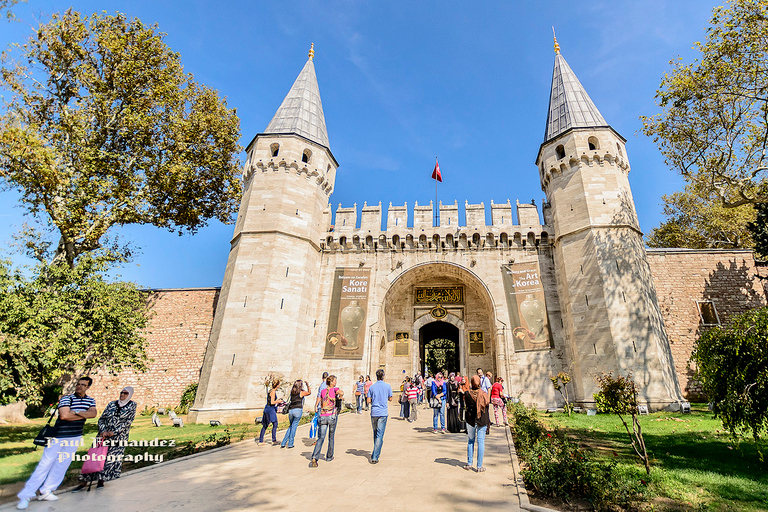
321, 199, 552, 252
242, 157, 334, 195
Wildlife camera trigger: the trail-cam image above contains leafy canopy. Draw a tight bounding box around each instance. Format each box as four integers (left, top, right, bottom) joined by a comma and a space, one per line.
0, 9, 242, 267
691, 306, 768, 451
647, 182, 756, 250
642, 0, 768, 208
0, 256, 150, 405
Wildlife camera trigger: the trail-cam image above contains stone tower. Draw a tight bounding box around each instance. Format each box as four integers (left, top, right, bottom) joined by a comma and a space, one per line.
535, 39, 683, 409
189, 45, 338, 423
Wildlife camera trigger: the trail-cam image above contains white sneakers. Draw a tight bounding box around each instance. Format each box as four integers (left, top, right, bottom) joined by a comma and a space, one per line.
17, 491, 57, 509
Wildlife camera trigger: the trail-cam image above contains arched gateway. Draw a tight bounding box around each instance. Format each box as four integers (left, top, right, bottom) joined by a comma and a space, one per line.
377, 262, 498, 379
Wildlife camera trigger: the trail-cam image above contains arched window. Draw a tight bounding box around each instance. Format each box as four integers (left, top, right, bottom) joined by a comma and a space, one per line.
555, 145, 565, 159
302, 149, 312, 163
588, 137, 599, 151
270, 143, 279, 157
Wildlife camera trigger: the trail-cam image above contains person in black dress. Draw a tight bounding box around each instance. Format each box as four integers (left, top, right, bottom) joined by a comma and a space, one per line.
446, 373, 462, 433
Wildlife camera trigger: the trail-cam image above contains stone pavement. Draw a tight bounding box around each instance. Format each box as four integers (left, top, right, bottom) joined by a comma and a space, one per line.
3, 404, 527, 512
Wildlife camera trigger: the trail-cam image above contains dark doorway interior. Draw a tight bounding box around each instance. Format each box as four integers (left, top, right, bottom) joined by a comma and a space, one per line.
419, 321, 459, 376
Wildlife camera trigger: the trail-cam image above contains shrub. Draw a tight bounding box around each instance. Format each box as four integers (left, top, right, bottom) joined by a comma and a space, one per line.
177, 382, 198, 414
509, 402, 644, 509
691, 306, 768, 451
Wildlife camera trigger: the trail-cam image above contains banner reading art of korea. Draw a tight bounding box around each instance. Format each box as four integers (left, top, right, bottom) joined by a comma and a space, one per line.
501, 261, 553, 352
324, 268, 371, 360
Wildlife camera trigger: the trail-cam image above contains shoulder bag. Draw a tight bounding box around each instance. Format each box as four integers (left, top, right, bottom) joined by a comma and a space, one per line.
33, 404, 59, 447
429, 396, 442, 409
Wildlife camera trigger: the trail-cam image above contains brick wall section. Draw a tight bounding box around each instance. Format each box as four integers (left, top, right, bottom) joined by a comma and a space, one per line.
83, 288, 219, 411
647, 249, 766, 400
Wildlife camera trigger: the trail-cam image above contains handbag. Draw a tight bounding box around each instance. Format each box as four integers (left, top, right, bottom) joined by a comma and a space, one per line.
309, 413, 318, 438
81, 439, 109, 474
277, 402, 289, 414
33, 405, 59, 447
429, 397, 442, 409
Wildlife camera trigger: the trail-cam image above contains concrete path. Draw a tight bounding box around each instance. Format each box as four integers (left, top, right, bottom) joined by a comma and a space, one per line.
4, 404, 524, 512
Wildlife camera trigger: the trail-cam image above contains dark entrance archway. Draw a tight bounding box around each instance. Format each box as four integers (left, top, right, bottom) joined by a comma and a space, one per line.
419, 321, 460, 376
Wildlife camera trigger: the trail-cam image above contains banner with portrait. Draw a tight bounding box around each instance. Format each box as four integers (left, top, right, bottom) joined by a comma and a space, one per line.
502, 261, 553, 352
324, 268, 371, 360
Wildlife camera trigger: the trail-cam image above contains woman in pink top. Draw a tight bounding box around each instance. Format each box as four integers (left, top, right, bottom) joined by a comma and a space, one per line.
364, 375, 373, 411
310, 375, 343, 467
490, 377, 507, 426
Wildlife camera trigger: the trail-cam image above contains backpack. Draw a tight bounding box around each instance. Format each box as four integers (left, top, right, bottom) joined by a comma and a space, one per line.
321, 388, 336, 413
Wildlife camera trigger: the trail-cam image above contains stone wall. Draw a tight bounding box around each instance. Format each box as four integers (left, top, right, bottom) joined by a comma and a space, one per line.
646, 249, 766, 400
69, 250, 765, 411
82, 288, 219, 410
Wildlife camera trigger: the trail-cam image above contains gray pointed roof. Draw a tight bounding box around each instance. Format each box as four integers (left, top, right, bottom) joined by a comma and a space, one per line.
264, 57, 330, 148
544, 51, 608, 142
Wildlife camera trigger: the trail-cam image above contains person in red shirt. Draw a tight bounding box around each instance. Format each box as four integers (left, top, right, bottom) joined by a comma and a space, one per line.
490, 377, 508, 426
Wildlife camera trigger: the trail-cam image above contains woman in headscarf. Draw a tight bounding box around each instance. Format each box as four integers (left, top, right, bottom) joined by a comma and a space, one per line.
431, 372, 447, 434
463, 375, 490, 472
446, 373, 462, 433
73, 386, 137, 490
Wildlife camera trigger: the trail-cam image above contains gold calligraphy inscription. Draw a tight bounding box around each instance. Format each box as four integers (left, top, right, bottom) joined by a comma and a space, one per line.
414, 286, 464, 304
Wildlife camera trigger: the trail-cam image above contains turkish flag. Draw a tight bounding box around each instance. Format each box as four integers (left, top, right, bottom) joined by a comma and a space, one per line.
431, 159, 442, 182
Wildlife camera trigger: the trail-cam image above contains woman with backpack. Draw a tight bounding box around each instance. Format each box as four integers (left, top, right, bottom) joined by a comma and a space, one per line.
310, 375, 343, 467
399, 377, 411, 419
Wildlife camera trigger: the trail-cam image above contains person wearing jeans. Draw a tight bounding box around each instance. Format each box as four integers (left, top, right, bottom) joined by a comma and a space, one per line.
463, 374, 491, 472
310, 376, 342, 466
431, 373, 447, 433
355, 376, 365, 414
367, 369, 393, 463
281, 379, 311, 449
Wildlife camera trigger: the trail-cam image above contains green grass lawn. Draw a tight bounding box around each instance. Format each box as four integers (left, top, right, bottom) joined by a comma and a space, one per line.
538, 404, 768, 511
0, 410, 313, 499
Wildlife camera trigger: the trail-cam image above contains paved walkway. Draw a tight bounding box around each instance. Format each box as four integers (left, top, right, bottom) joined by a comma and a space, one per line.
3, 404, 525, 512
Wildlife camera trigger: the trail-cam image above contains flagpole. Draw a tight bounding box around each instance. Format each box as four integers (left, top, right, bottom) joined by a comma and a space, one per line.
434, 157, 438, 227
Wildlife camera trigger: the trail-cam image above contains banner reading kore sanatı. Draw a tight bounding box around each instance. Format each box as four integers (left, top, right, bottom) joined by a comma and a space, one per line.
501, 261, 553, 352
324, 268, 371, 360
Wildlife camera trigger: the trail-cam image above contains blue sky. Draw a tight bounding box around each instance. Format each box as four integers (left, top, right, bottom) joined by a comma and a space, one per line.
0, 1, 716, 288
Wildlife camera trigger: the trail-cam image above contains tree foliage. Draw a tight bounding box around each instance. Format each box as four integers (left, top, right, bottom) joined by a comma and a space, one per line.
594, 372, 651, 475
0, 10, 242, 267
550, 371, 572, 416
747, 202, 768, 258
0, 0, 24, 21
0, 257, 150, 405
691, 306, 768, 452
642, 0, 768, 208
647, 182, 756, 249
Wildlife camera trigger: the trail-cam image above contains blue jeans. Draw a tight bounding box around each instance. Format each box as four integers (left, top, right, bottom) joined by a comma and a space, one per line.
399, 400, 410, 418
281, 408, 302, 448
311, 414, 337, 460
467, 423, 487, 468
371, 416, 388, 461
433, 400, 446, 430
356, 394, 364, 413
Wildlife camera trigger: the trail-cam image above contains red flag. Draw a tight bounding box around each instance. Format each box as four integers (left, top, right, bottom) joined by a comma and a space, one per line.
431, 159, 442, 182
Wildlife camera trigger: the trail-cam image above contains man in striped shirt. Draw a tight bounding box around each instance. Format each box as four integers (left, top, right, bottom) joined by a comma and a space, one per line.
17, 377, 97, 510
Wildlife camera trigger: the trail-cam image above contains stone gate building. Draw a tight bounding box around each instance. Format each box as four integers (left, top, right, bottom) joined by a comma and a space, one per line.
78, 43, 767, 421
175, 41, 740, 424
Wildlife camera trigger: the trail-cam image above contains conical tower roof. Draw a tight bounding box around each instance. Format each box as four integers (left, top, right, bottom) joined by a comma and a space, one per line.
544, 46, 608, 143
264, 44, 330, 148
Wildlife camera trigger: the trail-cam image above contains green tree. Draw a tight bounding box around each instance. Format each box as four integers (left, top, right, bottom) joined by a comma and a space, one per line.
747, 203, 768, 258
0, 10, 242, 267
647, 183, 756, 249
594, 372, 651, 475
642, 0, 768, 208
550, 371, 572, 416
0, 256, 150, 405
691, 306, 768, 454
0, 0, 25, 21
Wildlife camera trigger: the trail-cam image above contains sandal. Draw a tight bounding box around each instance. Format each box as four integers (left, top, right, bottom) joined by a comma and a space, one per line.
477, 467, 486, 473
